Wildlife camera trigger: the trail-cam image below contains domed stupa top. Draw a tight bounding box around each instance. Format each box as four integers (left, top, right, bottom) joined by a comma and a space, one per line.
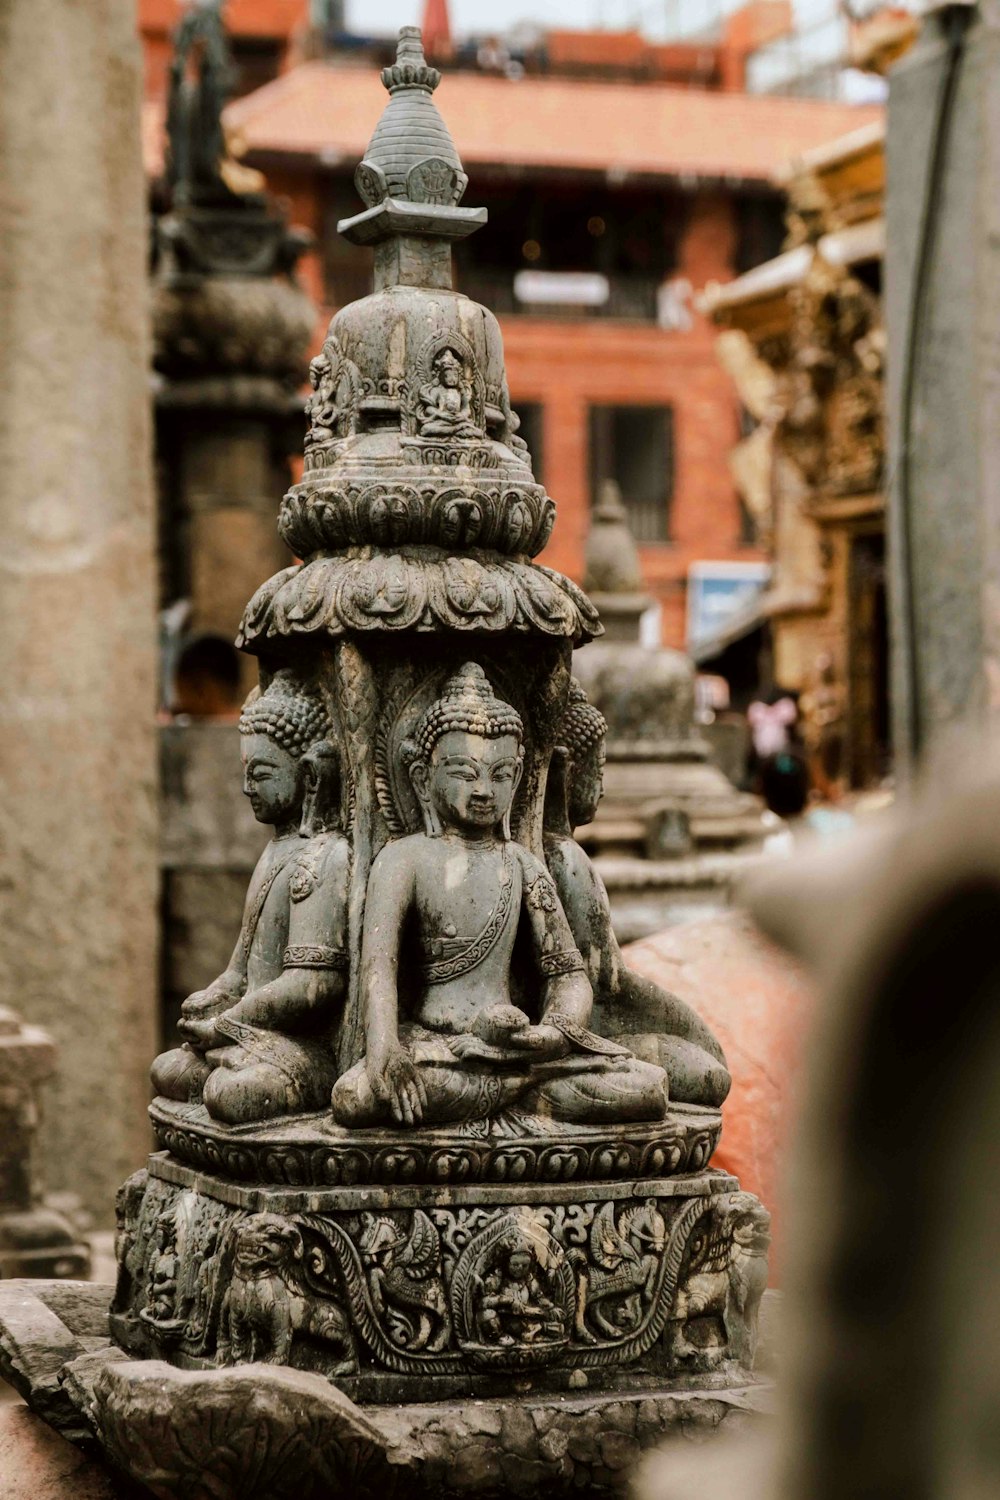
583, 482, 653, 643
339, 27, 484, 250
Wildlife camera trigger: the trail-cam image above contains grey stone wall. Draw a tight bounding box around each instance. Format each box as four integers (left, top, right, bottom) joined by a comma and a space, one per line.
0, 0, 159, 1217
887, 5, 1000, 771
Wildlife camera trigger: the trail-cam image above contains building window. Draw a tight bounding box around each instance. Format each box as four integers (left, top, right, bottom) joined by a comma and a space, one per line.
514, 402, 544, 482
589, 405, 674, 542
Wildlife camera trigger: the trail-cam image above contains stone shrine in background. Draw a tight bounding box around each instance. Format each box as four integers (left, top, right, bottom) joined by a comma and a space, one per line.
0, 33, 770, 1496
0, 1009, 90, 1281
573, 482, 778, 939
153, 0, 315, 701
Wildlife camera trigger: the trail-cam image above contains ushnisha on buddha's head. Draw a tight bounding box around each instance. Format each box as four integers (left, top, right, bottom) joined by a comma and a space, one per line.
404, 662, 524, 839
559, 680, 607, 829
239, 675, 334, 831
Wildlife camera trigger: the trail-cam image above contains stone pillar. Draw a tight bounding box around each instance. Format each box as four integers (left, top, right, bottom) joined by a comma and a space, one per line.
0, 0, 159, 1217
886, 5, 1000, 770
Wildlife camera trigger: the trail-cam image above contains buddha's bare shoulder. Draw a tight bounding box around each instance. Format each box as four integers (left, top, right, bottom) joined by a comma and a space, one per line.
370, 832, 427, 874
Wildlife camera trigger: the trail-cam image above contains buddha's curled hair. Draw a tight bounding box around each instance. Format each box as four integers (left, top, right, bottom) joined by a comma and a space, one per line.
239, 673, 331, 759
559, 679, 607, 759
409, 662, 523, 764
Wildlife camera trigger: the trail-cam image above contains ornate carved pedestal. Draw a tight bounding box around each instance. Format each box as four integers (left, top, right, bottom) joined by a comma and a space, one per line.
110, 1102, 767, 1405
111, 1134, 767, 1404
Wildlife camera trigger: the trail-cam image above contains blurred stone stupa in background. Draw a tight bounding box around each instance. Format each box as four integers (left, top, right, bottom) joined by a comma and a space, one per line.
153, 0, 316, 700
574, 482, 779, 938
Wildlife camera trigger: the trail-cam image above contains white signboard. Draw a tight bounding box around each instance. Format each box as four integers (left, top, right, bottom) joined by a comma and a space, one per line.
514, 271, 610, 307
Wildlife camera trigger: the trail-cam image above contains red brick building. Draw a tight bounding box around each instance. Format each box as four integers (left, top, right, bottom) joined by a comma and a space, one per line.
140, 2, 879, 646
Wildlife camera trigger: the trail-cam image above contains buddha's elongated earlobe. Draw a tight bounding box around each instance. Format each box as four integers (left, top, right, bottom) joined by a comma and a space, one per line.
409, 759, 443, 837
501, 753, 524, 840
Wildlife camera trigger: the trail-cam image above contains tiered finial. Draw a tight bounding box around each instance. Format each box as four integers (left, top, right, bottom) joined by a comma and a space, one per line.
339, 27, 484, 261
380, 25, 441, 94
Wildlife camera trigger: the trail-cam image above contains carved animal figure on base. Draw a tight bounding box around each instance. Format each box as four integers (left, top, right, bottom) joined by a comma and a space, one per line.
573, 1199, 666, 1341
359, 1210, 451, 1353
218, 1214, 355, 1373
668, 1194, 770, 1367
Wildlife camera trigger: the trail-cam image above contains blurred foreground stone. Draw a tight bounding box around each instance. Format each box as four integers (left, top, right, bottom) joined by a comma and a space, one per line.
638, 758, 1000, 1498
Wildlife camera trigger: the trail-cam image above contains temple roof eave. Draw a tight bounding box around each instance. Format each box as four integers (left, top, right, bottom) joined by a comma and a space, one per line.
236, 553, 604, 652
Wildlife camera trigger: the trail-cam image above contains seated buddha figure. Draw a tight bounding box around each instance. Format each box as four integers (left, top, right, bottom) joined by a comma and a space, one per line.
543, 682, 731, 1109
416, 347, 483, 440
331, 663, 667, 1130
152, 675, 348, 1124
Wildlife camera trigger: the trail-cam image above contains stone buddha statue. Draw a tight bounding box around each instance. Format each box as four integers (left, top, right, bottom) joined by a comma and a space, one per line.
152, 674, 348, 1123
544, 682, 732, 1108
331, 663, 667, 1130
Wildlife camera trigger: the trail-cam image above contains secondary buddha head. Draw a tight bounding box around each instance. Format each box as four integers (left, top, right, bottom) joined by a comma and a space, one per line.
433, 346, 464, 390
405, 662, 524, 838
559, 680, 607, 829
239, 674, 334, 830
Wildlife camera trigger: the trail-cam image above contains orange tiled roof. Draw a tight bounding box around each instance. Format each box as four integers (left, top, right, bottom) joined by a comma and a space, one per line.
214, 61, 881, 183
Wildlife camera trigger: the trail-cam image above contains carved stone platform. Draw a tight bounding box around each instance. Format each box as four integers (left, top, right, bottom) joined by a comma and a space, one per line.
0, 1278, 774, 1500
149, 1096, 722, 1187
110, 1140, 768, 1405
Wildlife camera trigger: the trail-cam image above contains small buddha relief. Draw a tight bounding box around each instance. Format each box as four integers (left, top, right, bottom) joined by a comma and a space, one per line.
400, 333, 488, 464
304, 334, 362, 467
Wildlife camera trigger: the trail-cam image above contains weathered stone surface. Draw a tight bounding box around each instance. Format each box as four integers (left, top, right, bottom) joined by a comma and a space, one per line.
625, 913, 816, 1259
111, 1160, 769, 1398
0, 1282, 91, 1439
0, 1275, 774, 1497
92, 1359, 399, 1500
0, 0, 159, 1220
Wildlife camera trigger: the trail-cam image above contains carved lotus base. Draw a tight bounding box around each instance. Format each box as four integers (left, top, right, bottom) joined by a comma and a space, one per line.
149, 1096, 722, 1187
110, 1147, 771, 1404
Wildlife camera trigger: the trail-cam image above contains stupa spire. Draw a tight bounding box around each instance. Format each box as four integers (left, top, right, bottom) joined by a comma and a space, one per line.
338, 27, 484, 288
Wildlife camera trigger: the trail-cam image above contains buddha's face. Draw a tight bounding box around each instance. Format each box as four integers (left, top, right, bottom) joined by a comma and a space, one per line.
437, 355, 461, 388
241, 731, 303, 827
567, 742, 605, 829
418, 729, 521, 835
507, 1251, 532, 1284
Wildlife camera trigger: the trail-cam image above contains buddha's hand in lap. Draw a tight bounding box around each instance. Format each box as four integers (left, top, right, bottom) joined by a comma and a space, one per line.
180, 986, 236, 1024
178, 1012, 227, 1050
505, 1023, 570, 1062
368, 1045, 428, 1126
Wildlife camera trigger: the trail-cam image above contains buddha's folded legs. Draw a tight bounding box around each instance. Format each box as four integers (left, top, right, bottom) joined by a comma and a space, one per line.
150, 1044, 211, 1103
522, 1057, 669, 1125
202, 1035, 339, 1124
625, 1034, 731, 1109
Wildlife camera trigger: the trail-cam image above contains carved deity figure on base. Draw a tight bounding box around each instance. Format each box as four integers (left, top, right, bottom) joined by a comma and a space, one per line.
152, 674, 348, 1122
331, 664, 668, 1130
544, 682, 731, 1109
416, 347, 483, 439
